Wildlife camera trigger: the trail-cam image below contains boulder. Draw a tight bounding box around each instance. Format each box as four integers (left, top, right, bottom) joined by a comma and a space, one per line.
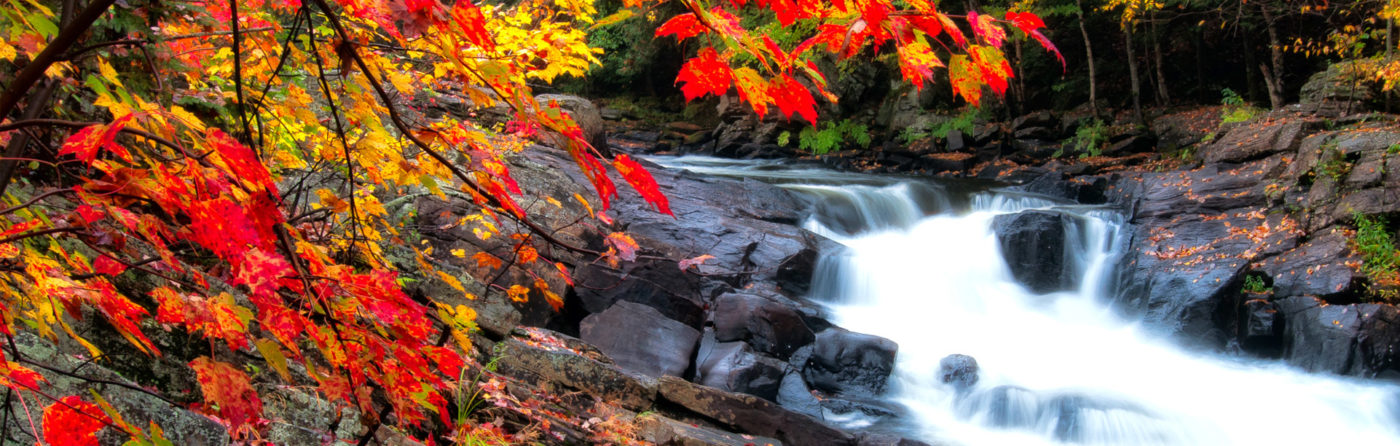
776, 371, 824, 418
1278, 296, 1400, 377
695, 340, 786, 401
494, 332, 659, 411
1238, 298, 1282, 356
993, 211, 1069, 294
802, 328, 898, 397
656, 376, 856, 446
712, 292, 816, 359
1013, 111, 1059, 131
573, 262, 706, 329
1300, 61, 1382, 112
580, 301, 702, 378
637, 414, 784, 446
939, 354, 980, 393
535, 94, 608, 155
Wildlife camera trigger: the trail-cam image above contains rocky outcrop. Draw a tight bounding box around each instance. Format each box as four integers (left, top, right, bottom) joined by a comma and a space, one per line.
581, 301, 703, 378
993, 211, 1070, 294
800, 328, 899, 397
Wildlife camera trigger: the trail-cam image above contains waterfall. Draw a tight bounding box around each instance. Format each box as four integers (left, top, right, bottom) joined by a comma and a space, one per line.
652, 156, 1400, 445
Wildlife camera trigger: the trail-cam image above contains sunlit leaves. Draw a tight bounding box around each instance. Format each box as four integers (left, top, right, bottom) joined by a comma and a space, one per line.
676, 48, 733, 101
896, 40, 943, 90
655, 13, 706, 40
613, 155, 672, 216
969, 11, 1006, 47
42, 396, 110, 446
769, 74, 819, 125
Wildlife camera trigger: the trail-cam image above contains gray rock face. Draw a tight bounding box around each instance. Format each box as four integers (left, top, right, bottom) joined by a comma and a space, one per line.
803, 328, 898, 397
494, 332, 659, 411
580, 301, 702, 378
711, 291, 815, 359
695, 341, 786, 401
1300, 61, 1381, 112
656, 376, 856, 446
1257, 229, 1360, 299
1277, 296, 1400, 377
1200, 117, 1317, 163
993, 211, 1069, 294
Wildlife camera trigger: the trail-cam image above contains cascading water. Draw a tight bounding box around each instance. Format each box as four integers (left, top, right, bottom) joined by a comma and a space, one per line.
652, 156, 1400, 445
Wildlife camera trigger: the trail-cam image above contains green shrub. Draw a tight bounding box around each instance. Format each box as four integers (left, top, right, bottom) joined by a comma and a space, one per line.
1064, 119, 1108, 158
1352, 213, 1400, 302
1243, 275, 1272, 294
1219, 88, 1263, 124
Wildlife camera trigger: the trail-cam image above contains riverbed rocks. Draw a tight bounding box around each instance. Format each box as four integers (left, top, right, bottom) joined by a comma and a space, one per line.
581, 301, 702, 378
993, 210, 1070, 294
939, 354, 981, 393
801, 327, 899, 397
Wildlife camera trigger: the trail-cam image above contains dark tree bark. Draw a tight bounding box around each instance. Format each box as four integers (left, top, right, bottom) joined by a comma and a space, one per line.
1078, 0, 1099, 118
1259, 3, 1286, 109
1152, 11, 1170, 105
1125, 23, 1145, 124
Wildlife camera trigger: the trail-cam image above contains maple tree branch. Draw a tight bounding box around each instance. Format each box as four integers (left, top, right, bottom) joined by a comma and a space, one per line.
0, 0, 117, 121
306, 0, 603, 260
0, 119, 184, 153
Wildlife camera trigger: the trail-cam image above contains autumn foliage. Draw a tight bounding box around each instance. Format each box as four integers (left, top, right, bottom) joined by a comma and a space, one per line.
0, 0, 1051, 442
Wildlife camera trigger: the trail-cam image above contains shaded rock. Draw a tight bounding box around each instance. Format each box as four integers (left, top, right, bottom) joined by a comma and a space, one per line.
1239, 298, 1282, 356
712, 292, 816, 359
1278, 296, 1400, 377
947, 130, 967, 152
1013, 111, 1058, 131
493, 332, 659, 411
638, 414, 784, 446
803, 328, 898, 397
573, 262, 706, 329
939, 354, 980, 393
993, 211, 1069, 294
580, 301, 701, 379
776, 371, 824, 418
1300, 61, 1382, 112
656, 376, 856, 446
695, 340, 786, 401
855, 433, 933, 446
1103, 133, 1157, 156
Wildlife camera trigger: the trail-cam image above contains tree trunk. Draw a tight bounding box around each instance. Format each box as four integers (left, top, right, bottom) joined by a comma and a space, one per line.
1077, 0, 1099, 119
1259, 3, 1285, 109
1388, 18, 1394, 112
1126, 23, 1145, 124
1243, 29, 1261, 103
1194, 27, 1206, 102
1152, 11, 1170, 105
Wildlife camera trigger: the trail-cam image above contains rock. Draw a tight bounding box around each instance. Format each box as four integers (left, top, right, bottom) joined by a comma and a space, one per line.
776, 243, 827, 296
776, 371, 824, 418
1300, 61, 1381, 112
712, 292, 816, 359
637, 414, 784, 446
656, 376, 856, 446
1278, 296, 1400, 377
668, 122, 706, 133
264, 389, 366, 445
573, 262, 706, 329
1239, 298, 1282, 356
1013, 126, 1057, 141
695, 340, 786, 401
1013, 111, 1059, 131
600, 107, 624, 120
1200, 117, 1316, 164
855, 433, 933, 446
1257, 229, 1361, 299
946, 130, 967, 152
939, 354, 980, 393
803, 328, 898, 397
992, 211, 1069, 294
580, 301, 702, 378
536, 94, 608, 155
493, 332, 659, 411
1103, 134, 1157, 156
8, 332, 228, 446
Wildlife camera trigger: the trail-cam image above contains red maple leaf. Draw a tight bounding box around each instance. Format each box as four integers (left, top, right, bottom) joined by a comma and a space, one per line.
190, 357, 263, 428
42, 396, 111, 446
450, 1, 494, 51
675, 48, 732, 101
655, 13, 706, 40
969, 11, 1006, 47
613, 155, 672, 216
1006, 11, 1064, 69
769, 74, 818, 125
57, 114, 134, 165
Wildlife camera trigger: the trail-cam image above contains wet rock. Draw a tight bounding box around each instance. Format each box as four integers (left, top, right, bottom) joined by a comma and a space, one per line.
992, 211, 1069, 294
855, 433, 933, 446
939, 354, 980, 393
947, 130, 967, 152
580, 301, 702, 378
1239, 298, 1282, 356
656, 376, 856, 446
712, 292, 816, 359
1278, 296, 1400, 377
803, 327, 898, 397
637, 414, 784, 446
695, 340, 786, 401
494, 332, 659, 411
1257, 229, 1361, 299
1103, 133, 1157, 156
776, 371, 824, 418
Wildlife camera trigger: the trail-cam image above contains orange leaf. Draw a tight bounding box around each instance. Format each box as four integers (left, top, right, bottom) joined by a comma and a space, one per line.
605, 232, 638, 263
949, 54, 983, 105
675, 48, 732, 101
613, 155, 672, 216
473, 252, 503, 269
189, 357, 263, 428
968, 11, 1005, 47
58, 115, 134, 165
679, 254, 715, 271
42, 396, 111, 446
896, 40, 944, 90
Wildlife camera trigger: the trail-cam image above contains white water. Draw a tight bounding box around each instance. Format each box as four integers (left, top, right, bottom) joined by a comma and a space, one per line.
653, 156, 1400, 446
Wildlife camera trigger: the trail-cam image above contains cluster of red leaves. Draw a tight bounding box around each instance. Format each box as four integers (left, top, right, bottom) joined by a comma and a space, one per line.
657, 0, 1064, 118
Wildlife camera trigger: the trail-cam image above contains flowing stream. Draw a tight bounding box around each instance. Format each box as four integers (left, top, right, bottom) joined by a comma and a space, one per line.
652, 156, 1400, 445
